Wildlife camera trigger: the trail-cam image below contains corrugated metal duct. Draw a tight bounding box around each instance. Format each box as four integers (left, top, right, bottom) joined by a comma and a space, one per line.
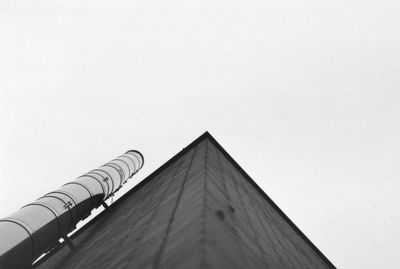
0, 150, 144, 269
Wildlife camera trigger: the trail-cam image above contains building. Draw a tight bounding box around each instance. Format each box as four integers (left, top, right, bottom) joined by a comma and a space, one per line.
33, 132, 335, 269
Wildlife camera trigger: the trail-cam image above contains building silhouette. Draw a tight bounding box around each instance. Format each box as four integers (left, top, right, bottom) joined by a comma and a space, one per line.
33, 132, 335, 269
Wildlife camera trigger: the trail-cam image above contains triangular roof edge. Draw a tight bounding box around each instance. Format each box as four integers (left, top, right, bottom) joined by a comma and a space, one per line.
34, 131, 336, 268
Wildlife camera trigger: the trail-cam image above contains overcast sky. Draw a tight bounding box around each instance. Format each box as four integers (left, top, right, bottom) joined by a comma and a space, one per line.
1, 0, 399, 268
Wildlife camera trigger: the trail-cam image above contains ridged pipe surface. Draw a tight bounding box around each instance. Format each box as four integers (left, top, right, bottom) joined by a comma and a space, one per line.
0, 150, 144, 269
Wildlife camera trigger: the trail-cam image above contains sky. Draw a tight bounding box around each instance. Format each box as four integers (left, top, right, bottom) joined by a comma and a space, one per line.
0, 0, 399, 268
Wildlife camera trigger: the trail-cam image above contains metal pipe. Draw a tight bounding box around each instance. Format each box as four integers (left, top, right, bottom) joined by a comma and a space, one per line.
0, 150, 144, 269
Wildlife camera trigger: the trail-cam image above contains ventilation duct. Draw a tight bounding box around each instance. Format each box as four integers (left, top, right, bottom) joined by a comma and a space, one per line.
0, 150, 144, 269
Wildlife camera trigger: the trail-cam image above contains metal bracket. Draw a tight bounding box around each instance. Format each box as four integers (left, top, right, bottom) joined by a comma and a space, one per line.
63, 201, 73, 209
62, 235, 75, 251
101, 201, 109, 210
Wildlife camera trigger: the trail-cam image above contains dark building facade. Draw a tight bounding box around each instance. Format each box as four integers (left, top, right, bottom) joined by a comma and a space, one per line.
33, 132, 335, 269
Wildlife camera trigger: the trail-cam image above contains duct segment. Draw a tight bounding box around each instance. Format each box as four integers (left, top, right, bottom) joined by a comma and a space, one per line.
38, 195, 74, 234
55, 185, 93, 221
107, 161, 129, 183
0, 150, 143, 269
117, 156, 135, 177
122, 154, 137, 175
58, 184, 91, 205
35, 196, 71, 236
110, 158, 131, 180
63, 182, 93, 197
84, 172, 111, 198
0, 218, 35, 258
45, 191, 80, 228
123, 151, 144, 175
100, 164, 124, 189
125, 150, 144, 169
91, 169, 115, 196
23, 202, 62, 239
0, 220, 35, 267
7, 205, 59, 258
126, 152, 142, 171
75, 176, 105, 198
87, 170, 112, 197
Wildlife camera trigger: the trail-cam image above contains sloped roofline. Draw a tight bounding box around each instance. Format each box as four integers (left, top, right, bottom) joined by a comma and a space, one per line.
34, 131, 336, 268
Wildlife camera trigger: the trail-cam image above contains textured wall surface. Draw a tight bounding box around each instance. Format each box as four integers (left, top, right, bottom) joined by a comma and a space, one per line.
34, 134, 335, 269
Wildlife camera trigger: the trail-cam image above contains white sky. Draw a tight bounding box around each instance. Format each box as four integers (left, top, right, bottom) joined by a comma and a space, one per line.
0, 0, 399, 268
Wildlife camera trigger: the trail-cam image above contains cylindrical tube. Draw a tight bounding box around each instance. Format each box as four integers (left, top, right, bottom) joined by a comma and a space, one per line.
0, 150, 144, 269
